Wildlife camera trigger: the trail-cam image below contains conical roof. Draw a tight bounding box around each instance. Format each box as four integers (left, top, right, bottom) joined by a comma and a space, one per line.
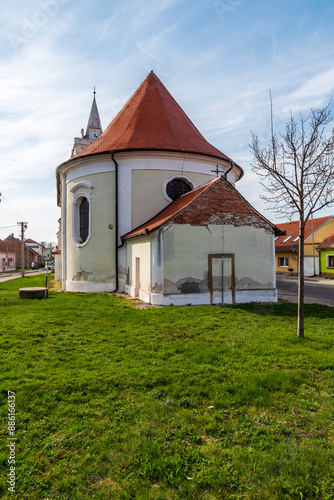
70, 72, 242, 176
85, 94, 102, 135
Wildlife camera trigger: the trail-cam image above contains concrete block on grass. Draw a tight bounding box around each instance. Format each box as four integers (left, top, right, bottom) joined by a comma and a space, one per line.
19, 287, 48, 299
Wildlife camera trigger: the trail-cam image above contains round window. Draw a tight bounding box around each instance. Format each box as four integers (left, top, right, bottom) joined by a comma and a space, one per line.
166, 178, 192, 201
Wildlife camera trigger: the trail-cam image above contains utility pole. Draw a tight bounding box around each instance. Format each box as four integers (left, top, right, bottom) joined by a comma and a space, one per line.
18, 222, 28, 277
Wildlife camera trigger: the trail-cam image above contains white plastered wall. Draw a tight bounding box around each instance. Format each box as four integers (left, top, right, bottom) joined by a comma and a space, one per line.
116, 151, 240, 240
59, 150, 242, 293
126, 224, 276, 305
124, 237, 151, 302
65, 171, 116, 292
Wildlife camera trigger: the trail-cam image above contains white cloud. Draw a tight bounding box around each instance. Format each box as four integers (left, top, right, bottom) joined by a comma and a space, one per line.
1, 0, 334, 243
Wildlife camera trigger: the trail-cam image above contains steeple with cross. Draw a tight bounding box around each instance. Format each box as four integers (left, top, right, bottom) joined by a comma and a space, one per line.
85, 86, 102, 140
71, 87, 103, 157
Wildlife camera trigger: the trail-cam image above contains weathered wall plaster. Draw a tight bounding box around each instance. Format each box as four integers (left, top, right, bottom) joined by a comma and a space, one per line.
66, 171, 116, 291
163, 224, 274, 295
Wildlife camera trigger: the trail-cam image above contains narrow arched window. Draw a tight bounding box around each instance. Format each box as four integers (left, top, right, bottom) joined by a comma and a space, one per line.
79, 197, 89, 243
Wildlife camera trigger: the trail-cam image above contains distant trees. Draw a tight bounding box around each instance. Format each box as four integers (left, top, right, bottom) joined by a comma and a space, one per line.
250, 99, 334, 338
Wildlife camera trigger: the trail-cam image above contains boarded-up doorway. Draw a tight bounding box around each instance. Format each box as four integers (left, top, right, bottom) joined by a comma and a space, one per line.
135, 257, 140, 297
208, 254, 235, 305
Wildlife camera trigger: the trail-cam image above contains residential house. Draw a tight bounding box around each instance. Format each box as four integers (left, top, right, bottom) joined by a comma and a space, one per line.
275, 216, 334, 276
3, 234, 40, 269
0, 240, 16, 272
43, 248, 52, 261
317, 230, 334, 276
25, 239, 45, 266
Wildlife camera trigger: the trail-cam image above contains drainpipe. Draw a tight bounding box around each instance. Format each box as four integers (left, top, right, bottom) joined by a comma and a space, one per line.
224, 161, 234, 179
111, 152, 119, 291
61, 171, 67, 290
221, 161, 234, 304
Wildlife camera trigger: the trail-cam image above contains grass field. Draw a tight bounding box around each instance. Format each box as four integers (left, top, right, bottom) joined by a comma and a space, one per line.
1, 275, 334, 499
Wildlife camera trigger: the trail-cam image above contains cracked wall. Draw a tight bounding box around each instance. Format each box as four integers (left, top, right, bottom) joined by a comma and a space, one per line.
163, 224, 274, 295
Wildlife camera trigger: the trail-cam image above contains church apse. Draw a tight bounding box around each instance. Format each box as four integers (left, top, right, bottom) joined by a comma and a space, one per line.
65, 170, 117, 292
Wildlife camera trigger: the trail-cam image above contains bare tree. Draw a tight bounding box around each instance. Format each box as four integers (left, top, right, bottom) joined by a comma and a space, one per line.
250, 99, 334, 338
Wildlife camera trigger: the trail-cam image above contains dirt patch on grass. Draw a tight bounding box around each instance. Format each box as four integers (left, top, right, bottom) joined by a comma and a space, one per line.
49, 280, 62, 291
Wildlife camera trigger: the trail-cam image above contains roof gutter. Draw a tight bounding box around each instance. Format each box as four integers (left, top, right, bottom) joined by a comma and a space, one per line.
111, 152, 119, 291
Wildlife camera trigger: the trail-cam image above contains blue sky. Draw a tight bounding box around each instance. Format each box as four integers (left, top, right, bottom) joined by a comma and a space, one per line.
1, 0, 334, 243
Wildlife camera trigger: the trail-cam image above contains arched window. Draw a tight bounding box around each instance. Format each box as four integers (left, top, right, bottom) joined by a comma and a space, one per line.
79, 198, 89, 243
73, 194, 91, 246
166, 178, 192, 201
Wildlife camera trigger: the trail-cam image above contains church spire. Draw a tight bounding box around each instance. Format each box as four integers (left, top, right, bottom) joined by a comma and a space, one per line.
85, 88, 102, 139
71, 88, 103, 157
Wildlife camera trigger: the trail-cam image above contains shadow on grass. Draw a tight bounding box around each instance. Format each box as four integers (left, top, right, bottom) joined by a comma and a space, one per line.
229, 301, 334, 320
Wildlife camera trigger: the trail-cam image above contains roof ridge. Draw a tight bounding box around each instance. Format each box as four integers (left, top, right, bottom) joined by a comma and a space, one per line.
276, 215, 331, 226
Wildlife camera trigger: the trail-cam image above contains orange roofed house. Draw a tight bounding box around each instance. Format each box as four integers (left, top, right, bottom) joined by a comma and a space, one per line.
275, 216, 334, 276
56, 71, 282, 305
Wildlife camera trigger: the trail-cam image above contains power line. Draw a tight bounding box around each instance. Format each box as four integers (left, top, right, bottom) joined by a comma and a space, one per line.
0, 194, 24, 221
0, 204, 18, 224
0, 225, 19, 230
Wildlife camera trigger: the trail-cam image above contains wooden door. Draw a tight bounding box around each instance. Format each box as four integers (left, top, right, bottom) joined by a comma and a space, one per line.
208, 254, 235, 305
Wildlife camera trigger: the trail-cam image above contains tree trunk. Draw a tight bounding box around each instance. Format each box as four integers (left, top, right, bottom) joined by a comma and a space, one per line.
297, 216, 305, 338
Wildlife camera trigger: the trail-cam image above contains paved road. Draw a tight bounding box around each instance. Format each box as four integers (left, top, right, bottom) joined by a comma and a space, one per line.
0, 269, 47, 283
1, 270, 333, 307
276, 275, 334, 305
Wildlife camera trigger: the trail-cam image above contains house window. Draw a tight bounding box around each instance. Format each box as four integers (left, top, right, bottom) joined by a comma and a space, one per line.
166, 178, 192, 201
279, 257, 289, 267
327, 255, 334, 268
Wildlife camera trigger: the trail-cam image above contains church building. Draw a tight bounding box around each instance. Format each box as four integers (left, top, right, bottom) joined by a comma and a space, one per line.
56, 71, 281, 305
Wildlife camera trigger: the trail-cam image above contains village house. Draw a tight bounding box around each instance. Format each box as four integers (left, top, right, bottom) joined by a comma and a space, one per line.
275, 216, 334, 276
3, 234, 40, 269
0, 240, 16, 272
317, 230, 334, 276
25, 239, 45, 258
56, 71, 282, 305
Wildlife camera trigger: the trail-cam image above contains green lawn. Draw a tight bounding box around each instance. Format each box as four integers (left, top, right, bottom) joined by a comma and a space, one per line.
1, 275, 334, 499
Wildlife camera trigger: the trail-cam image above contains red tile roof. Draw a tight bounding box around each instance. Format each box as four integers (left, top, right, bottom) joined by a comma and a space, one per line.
0, 240, 16, 253
275, 216, 333, 251
68, 72, 243, 179
122, 176, 280, 239
317, 229, 334, 249
0, 240, 7, 252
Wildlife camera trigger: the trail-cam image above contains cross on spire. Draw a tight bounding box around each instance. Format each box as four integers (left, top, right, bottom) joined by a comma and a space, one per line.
93, 86, 96, 95
211, 165, 224, 177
